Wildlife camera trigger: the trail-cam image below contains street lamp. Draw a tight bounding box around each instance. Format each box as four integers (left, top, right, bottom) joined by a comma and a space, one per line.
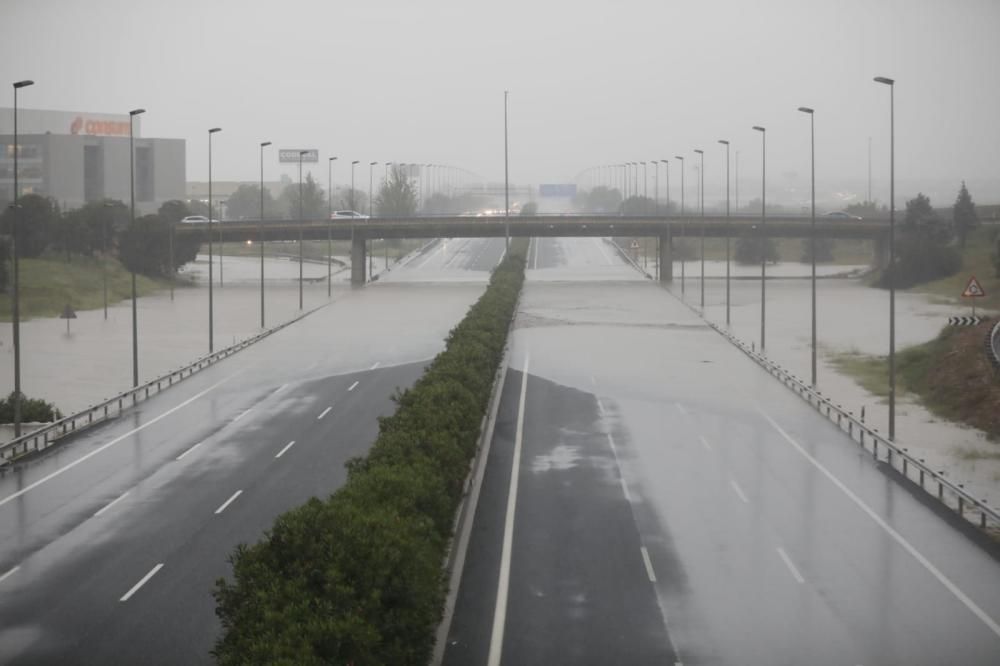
10, 79, 33, 438
693, 149, 705, 309
369, 161, 377, 279
350, 160, 360, 211
207, 127, 221, 353
652, 160, 659, 215
874, 75, 896, 440
674, 155, 685, 295
259, 141, 271, 328
327, 156, 337, 298
661, 159, 670, 213
798, 106, 817, 386
128, 108, 145, 388
298, 150, 308, 309
718, 139, 731, 326
752, 125, 767, 351
504, 90, 510, 251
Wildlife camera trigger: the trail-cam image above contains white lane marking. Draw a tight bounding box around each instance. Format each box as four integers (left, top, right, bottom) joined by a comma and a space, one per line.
776, 547, 805, 584
0, 566, 20, 585
317, 406, 332, 420
488, 354, 530, 666
275, 440, 295, 458
760, 408, 1000, 638
597, 399, 606, 416
729, 479, 749, 504
594, 237, 614, 265
675, 402, 688, 416
176, 441, 203, 461
0, 374, 236, 509
274, 383, 288, 394
348, 380, 359, 392
94, 491, 130, 517
214, 490, 243, 515
120, 563, 164, 602
233, 408, 252, 421
606, 433, 631, 502
532, 237, 540, 269
641, 546, 658, 582
370, 361, 381, 370
699, 435, 713, 451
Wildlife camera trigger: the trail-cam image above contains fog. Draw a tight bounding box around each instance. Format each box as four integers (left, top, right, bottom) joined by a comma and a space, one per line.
3, 0, 998, 206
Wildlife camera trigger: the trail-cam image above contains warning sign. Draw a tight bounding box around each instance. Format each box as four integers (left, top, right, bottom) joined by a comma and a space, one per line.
962, 276, 986, 298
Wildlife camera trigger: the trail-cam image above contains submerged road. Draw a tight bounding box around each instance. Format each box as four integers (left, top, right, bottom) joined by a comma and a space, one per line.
0, 237, 506, 664
443, 236, 1000, 665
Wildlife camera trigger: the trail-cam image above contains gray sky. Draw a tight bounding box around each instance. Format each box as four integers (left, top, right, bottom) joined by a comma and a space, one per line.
3, 0, 999, 206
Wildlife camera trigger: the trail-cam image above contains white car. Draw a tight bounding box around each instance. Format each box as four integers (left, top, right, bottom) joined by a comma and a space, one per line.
179, 215, 220, 224
330, 210, 369, 219
825, 211, 863, 220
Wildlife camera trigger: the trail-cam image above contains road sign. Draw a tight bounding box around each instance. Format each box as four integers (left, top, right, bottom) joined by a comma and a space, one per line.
962, 276, 986, 298
630, 240, 640, 249
947, 316, 982, 326
278, 149, 319, 163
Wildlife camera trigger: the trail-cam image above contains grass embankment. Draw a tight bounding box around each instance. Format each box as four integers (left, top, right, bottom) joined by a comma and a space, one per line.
209, 238, 427, 264
629, 236, 874, 266
831, 321, 1000, 444
212, 237, 530, 665
0, 256, 168, 321
912, 225, 1000, 311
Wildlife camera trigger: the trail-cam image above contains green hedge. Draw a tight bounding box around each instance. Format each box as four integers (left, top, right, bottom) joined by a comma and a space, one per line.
0, 391, 62, 423
213, 239, 528, 665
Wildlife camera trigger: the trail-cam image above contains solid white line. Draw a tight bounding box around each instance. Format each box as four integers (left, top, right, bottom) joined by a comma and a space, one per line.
370, 361, 381, 370
233, 408, 252, 421
94, 491, 130, 517
175, 441, 203, 461
594, 237, 615, 265
760, 408, 1000, 638
488, 353, 530, 666
0, 566, 20, 585
120, 563, 163, 602
274, 383, 288, 394
606, 434, 632, 503
0, 374, 236, 509
699, 435, 713, 451
776, 547, 805, 584
214, 490, 243, 515
729, 479, 749, 504
275, 440, 295, 458
317, 406, 332, 420
597, 399, 606, 416
348, 380, 359, 392
641, 546, 658, 582
532, 237, 540, 269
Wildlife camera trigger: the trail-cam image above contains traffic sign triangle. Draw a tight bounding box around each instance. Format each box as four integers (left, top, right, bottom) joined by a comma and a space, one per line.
962, 276, 986, 298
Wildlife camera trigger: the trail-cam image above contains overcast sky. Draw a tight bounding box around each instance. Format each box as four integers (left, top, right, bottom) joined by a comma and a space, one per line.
3, 0, 998, 206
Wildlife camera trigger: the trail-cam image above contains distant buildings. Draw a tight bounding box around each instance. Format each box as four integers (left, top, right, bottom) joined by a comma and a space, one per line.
0, 107, 185, 214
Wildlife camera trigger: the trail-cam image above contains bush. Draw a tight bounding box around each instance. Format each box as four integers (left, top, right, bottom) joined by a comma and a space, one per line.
213, 238, 528, 665
0, 391, 62, 423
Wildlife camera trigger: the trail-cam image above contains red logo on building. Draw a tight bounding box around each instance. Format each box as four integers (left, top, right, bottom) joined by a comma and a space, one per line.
70, 116, 83, 135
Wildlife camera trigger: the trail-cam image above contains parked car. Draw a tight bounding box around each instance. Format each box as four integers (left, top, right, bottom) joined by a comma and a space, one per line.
825, 211, 863, 220
180, 215, 210, 224
330, 210, 369, 220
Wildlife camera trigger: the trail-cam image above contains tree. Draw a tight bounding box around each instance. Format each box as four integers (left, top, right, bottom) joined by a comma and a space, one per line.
952, 181, 979, 248
519, 201, 538, 216
735, 233, 780, 264
340, 188, 366, 213
880, 193, 960, 288
185, 199, 210, 217
158, 199, 191, 224
799, 237, 833, 263
118, 213, 199, 277
375, 166, 418, 217
0, 193, 60, 258
277, 173, 326, 220
0, 237, 8, 292
573, 186, 622, 214
845, 200, 888, 218
222, 185, 279, 221
58, 199, 128, 260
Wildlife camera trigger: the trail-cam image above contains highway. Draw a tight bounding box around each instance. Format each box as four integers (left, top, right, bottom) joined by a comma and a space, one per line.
443, 236, 1000, 665
0, 237, 506, 664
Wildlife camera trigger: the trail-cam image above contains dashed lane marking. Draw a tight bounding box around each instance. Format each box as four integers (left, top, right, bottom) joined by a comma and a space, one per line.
777, 547, 805, 584
317, 406, 332, 420
214, 490, 243, 515
641, 547, 657, 582
348, 381, 359, 392
275, 440, 295, 458
94, 491, 130, 517
120, 563, 163, 602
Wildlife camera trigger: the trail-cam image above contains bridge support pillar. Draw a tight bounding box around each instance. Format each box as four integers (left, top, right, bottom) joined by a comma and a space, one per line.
873, 233, 890, 273
659, 232, 673, 283
351, 234, 367, 286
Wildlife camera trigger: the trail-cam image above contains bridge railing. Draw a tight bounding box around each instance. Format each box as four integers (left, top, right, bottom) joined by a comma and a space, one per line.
0, 309, 315, 468
710, 323, 1000, 536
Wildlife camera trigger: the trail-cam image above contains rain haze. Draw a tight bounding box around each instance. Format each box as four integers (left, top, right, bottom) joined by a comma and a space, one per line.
3, 0, 999, 206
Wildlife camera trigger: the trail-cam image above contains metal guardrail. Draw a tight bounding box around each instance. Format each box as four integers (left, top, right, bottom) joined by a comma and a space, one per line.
989, 320, 1000, 370
0, 308, 318, 467
710, 323, 1000, 535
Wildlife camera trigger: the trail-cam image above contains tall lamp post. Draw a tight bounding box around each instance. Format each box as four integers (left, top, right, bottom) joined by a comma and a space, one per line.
259, 141, 271, 328
674, 156, 685, 295
798, 107, 817, 386
718, 139, 731, 326
327, 156, 337, 298
661, 159, 670, 212
369, 161, 377, 279
874, 75, 896, 440
652, 160, 659, 215
10, 79, 33, 438
207, 127, 221, 353
128, 108, 145, 388
693, 149, 705, 309
298, 150, 308, 309
752, 125, 767, 351
504, 90, 510, 251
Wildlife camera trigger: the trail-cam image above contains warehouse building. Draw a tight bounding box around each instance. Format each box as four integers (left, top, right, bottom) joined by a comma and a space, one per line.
0, 107, 185, 214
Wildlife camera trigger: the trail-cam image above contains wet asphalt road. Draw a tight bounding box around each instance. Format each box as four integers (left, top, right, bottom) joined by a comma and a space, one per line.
0, 237, 506, 664
443, 237, 1000, 665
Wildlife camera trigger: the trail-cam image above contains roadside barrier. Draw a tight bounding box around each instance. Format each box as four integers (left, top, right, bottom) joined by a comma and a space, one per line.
988, 319, 1000, 371
0, 307, 321, 467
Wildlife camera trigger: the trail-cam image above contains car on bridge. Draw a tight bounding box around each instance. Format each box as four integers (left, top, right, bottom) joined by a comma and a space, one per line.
330, 210, 369, 220
179, 215, 219, 224
825, 210, 863, 220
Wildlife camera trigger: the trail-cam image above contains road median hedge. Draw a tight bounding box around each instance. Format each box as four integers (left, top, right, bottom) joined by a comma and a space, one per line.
213, 239, 528, 665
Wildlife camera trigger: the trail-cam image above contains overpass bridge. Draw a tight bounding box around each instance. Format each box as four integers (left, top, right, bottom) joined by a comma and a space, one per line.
174, 214, 891, 285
